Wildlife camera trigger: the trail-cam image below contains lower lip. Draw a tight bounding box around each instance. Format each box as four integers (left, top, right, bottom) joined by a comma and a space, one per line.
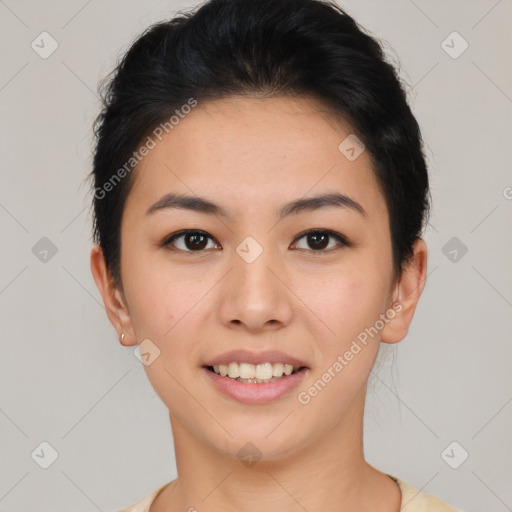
202, 367, 309, 404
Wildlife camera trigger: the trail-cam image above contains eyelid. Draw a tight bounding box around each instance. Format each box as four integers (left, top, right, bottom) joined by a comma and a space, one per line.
161, 228, 350, 254
291, 228, 350, 253
161, 229, 220, 253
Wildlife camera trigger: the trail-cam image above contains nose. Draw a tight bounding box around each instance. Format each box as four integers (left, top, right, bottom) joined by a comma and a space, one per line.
217, 242, 294, 333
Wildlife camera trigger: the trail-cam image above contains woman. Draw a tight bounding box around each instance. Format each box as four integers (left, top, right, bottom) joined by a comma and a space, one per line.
89, 0, 461, 510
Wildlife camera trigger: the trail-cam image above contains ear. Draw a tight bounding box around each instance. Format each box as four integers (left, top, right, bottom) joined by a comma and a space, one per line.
90, 244, 137, 346
381, 238, 428, 344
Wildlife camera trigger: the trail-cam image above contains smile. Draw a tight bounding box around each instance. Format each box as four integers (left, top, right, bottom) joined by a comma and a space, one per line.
203, 364, 309, 404
208, 361, 300, 383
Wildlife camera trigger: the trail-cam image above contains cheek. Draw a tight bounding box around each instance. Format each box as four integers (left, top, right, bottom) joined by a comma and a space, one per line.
124, 261, 218, 367
298, 266, 389, 345
120, 249, 177, 338
295, 271, 388, 416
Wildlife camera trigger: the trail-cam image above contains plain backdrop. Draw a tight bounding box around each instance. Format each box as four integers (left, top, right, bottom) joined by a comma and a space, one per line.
1, 1, 511, 511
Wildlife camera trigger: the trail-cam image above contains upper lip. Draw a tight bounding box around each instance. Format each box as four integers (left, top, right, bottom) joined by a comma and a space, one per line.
203, 350, 309, 368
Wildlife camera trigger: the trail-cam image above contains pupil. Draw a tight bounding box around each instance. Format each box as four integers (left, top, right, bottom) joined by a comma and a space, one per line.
186, 233, 207, 250
183, 232, 329, 251
309, 233, 328, 250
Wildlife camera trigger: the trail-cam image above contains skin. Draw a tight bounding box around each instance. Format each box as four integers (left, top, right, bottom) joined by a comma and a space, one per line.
91, 95, 427, 512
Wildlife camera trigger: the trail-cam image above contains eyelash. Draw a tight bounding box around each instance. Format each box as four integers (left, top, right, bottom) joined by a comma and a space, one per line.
161, 228, 351, 256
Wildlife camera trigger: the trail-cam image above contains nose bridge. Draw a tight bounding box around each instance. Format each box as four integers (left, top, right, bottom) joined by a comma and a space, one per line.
218, 232, 293, 330
234, 232, 280, 297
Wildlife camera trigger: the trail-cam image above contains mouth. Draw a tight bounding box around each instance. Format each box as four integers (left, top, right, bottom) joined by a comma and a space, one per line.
203, 362, 307, 384
201, 351, 310, 404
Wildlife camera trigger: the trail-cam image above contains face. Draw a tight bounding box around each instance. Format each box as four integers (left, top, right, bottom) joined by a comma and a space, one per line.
92, 95, 426, 462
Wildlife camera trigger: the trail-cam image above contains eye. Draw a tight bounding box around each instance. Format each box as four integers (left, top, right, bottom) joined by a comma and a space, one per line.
162, 230, 220, 253
291, 229, 350, 254
161, 228, 350, 255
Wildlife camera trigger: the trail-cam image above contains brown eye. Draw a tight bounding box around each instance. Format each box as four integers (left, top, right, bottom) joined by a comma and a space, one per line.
306, 232, 329, 250
163, 230, 219, 252
292, 229, 349, 253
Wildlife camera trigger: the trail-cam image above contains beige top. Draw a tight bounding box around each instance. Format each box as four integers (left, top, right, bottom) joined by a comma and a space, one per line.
116, 474, 463, 511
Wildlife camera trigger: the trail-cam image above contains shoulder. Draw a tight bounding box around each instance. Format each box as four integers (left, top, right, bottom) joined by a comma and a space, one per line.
115, 483, 169, 512
387, 474, 464, 512
115, 477, 465, 512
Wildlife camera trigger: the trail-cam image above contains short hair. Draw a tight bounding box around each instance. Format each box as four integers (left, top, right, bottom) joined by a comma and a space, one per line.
89, 0, 430, 288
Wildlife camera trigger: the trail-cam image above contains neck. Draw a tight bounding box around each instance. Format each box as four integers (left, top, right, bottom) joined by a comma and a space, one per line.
151, 392, 401, 512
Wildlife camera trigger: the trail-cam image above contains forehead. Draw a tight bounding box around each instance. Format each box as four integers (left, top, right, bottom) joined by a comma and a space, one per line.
125, 95, 385, 220
160, 94, 358, 165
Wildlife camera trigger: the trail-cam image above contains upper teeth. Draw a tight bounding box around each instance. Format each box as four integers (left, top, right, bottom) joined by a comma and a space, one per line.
213, 362, 296, 380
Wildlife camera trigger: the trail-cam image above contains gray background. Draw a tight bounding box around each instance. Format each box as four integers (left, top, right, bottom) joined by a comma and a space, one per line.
1, 0, 511, 511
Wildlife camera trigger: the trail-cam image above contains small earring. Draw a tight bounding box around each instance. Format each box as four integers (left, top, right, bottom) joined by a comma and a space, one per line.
121, 332, 125, 342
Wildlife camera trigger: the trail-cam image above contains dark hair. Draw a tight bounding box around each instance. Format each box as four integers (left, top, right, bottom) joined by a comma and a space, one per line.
89, 0, 430, 289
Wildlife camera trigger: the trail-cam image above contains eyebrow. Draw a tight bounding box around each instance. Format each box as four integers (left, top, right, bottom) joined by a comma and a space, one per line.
145, 191, 367, 220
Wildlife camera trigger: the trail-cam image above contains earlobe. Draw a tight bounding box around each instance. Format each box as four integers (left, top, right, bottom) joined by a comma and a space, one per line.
90, 244, 137, 346
381, 238, 428, 344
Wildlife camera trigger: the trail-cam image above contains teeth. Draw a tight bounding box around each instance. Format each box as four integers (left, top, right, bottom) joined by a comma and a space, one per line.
212, 362, 300, 382
272, 362, 284, 377
239, 362, 255, 379
256, 362, 273, 380
228, 362, 239, 378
